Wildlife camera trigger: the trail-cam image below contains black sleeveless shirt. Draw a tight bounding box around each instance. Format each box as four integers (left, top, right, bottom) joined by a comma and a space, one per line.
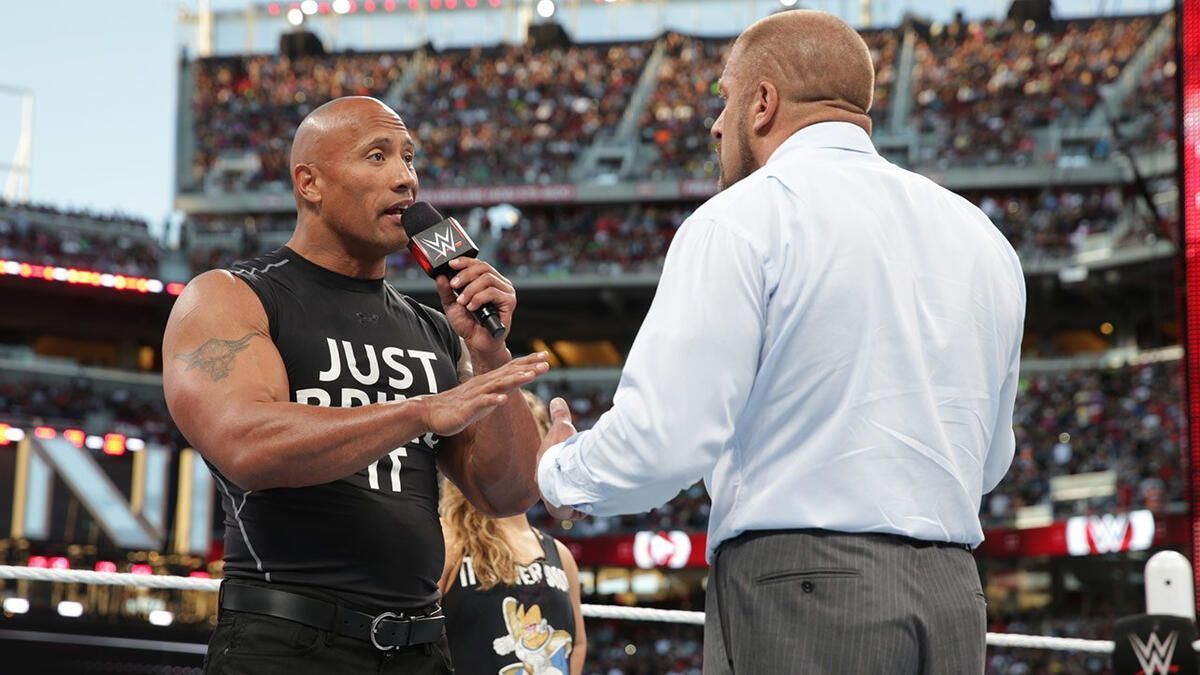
443, 529, 576, 675
215, 246, 461, 611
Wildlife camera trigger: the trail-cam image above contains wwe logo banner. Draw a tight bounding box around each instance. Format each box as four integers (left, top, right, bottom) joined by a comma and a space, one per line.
1112, 615, 1197, 675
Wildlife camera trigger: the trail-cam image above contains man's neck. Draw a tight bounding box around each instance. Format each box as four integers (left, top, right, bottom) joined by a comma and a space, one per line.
287, 221, 387, 279
754, 106, 872, 166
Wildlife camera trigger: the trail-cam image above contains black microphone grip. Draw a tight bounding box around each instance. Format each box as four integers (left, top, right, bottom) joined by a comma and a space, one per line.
444, 273, 505, 337
473, 302, 506, 338
450, 283, 505, 337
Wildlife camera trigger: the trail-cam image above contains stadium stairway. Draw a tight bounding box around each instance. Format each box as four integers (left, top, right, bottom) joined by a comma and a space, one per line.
1087, 11, 1176, 127
886, 26, 918, 134
385, 48, 426, 113
572, 38, 667, 182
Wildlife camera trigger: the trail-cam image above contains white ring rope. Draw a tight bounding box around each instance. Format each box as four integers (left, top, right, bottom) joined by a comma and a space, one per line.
1, 566, 1196, 654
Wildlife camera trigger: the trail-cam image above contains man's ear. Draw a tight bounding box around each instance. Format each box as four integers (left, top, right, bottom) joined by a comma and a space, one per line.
293, 163, 321, 208
751, 80, 780, 134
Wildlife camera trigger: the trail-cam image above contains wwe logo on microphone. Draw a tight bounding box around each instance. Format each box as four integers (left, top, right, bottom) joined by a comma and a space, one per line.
1129, 630, 1178, 675
419, 226, 465, 260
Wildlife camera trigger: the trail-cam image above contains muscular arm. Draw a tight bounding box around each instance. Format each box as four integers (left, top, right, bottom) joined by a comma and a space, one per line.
163, 271, 544, 491
437, 346, 544, 517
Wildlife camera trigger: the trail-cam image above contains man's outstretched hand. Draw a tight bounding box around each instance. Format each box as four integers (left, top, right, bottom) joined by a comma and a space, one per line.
538, 397, 588, 521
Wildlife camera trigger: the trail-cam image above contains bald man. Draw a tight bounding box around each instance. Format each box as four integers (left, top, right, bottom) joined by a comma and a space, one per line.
536, 11, 1024, 674
164, 96, 550, 673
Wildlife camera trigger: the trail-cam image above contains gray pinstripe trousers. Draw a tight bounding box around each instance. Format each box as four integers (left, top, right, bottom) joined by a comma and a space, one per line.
702, 530, 986, 674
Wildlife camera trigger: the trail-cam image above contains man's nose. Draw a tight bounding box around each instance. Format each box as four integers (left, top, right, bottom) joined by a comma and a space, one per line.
393, 161, 417, 192
711, 110, 725, 141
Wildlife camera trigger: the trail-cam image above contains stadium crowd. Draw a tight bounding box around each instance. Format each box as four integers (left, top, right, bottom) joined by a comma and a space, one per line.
0, 378, 173, 446
969, 186, 1131, 259
0, 202, 159, 277
910, 15, 1153, 167
982, 359, 1186, 527
638, 29, 896, 181
179, 184, 1141, 279
583, 619, 704, 675
184, 12, 1172, 191
191, 41, 648, 192
403, 42, 649, 187
191, 51, 406, 193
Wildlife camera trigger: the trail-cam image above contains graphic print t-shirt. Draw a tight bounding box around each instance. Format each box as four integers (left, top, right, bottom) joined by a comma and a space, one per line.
214, 246, 461, 611
444, 530, 576, 674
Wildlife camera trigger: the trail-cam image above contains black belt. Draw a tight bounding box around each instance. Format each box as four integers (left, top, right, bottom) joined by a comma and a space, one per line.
219, 582, 444, 651
719, 529, 972, 555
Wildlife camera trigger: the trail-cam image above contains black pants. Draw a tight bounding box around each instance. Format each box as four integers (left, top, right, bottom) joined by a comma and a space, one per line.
204, 609, 454, 674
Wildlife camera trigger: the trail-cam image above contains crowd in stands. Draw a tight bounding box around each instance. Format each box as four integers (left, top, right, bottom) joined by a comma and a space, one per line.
637, 30, 895, 181
191, 41, 648, 192
404, 42, 649, 187
185, 11, 1172, 190
191, 51, 408, 192
910, 15, 1154, 167
186, 202, 692, 278
968, 186, 1129, 259
182, 184, 1144, 279
982, 359, 1186, 527
0, 378, 173, 446
0, 203, 160, 277
0, 199, 148, 232
584, 619, 704, 675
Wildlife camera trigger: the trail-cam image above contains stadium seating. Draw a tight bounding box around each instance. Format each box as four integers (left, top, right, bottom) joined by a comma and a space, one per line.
584, 619, 704, 675
637, 29, 896, 181
0, 199, 159, 277
191, 51, 410, 193
0, 378, 172, 446
402, 42, 650, 187
910, 16, 1154, 167
982, 359, 1185, 527
185, 12, 1173, 191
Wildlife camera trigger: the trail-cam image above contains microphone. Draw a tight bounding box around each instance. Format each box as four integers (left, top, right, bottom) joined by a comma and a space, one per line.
401, 201, 506, 338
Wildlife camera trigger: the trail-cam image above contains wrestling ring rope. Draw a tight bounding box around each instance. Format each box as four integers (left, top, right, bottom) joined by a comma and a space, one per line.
2, 556, 1197, 656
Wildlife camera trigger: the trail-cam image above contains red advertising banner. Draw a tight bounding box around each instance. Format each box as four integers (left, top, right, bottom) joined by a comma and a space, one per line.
560, 514, 1191, 569
419, 184, 578, 207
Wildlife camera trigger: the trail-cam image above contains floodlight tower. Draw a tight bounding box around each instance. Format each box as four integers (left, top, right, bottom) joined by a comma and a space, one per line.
0, 84, 33, 204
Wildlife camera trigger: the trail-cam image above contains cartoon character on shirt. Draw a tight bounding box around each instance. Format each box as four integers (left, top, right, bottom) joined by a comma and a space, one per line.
492, 597, 572, 674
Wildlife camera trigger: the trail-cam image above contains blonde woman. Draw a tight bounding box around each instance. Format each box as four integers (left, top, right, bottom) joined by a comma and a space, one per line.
440, 391, 586, 675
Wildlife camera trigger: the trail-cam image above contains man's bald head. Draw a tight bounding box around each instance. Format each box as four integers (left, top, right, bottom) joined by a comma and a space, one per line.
726, 10, 874, 117
290, 96, 407, 169
286, 95, 419, 260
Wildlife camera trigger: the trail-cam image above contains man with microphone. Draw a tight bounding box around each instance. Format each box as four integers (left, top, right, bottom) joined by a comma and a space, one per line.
163, 96, 548, 673
536, 10, 1025, 674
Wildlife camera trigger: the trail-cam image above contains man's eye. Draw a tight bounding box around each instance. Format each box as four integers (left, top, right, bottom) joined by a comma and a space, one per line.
404, 155, 415, 164
369, 152, 385, 161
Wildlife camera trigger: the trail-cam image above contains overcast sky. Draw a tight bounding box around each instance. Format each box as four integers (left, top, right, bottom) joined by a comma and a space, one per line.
0, 0, 1173, 231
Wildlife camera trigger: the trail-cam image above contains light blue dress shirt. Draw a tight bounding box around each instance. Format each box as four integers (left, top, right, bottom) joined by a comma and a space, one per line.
537, 122, 1026, 559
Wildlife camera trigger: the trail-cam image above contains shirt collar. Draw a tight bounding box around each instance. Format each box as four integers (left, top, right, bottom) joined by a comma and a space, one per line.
766, 121, 878, 165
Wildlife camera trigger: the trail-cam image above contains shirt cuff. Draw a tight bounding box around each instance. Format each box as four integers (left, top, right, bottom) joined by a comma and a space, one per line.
536, 434, 597, 514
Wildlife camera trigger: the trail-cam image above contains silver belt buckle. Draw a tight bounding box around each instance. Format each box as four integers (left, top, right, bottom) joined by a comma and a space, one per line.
370, 611, 400, 651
